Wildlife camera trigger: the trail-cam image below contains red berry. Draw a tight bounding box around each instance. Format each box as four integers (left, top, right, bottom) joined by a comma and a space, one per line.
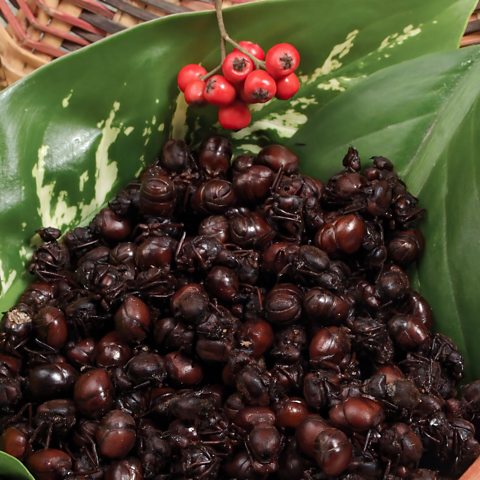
275, 72, 300, 100
204, 75, 236, 106
234, 41, 265, 61
222, 52, 254, 84
243, 70, 277, 104
177, 64, 207, 92
238, 86, 251, 104
265, 43, 300, 79
184, 79, 205, 105
218, 101, 251, 130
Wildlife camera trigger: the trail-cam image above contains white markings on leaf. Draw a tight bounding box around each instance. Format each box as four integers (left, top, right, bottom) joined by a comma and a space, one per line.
32, 145, 78, 228
79, 102, 121, 219
19, 245, 31, 262
143, 122, 152, 146
0, 260, 16, 296
378, 25, 422, 51
93, 102, 120, 206
290, 97, 318, 109
136, 156, 146, 177
317, 78, 347, 92
62, 90, 73, 108
171, 93, 188, 140
158, 123, 165, 133
141, 115, 158, 144
302, 30, 359, 84
250, 103, 269, 112
79, 171, 89, 192
232, 109, 308, 140
124, 126, 134, 136
239, 144, 262, 154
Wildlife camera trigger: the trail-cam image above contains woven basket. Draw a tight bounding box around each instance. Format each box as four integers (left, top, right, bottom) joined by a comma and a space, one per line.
0, 0, 479, 89
463, 1, 480, 46
0, 0, 254, 88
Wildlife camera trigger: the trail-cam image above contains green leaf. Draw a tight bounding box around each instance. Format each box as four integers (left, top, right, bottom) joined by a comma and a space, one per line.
0, 452, 35, 480
0, 0, 476, 311
189, 0, 479, 147
0, 1, 479, 477
292, 45, 480, 380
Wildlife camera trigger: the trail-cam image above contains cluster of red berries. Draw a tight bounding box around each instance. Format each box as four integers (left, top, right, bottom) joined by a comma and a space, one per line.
177, 41, 301, 130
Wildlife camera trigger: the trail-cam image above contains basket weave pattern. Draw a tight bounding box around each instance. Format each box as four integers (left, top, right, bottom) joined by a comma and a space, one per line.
0, 0, 478, 89
463, 2, 480, 46
0, 0, 252, 87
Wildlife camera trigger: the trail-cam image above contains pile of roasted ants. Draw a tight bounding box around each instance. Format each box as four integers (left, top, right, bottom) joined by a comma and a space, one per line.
1, 135, 480, 480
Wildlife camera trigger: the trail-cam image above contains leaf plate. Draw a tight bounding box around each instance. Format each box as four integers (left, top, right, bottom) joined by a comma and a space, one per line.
0, 0, 478, 476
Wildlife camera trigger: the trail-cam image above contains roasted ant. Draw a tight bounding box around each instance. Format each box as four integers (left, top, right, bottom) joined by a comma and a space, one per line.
245, 424, 283, 475
2, 139, 477, 479
304, 287, 351, 326
30, 399, 77, 447
134, 267, 176, 301
227, 208, 276, 249
349, 317, 394, 365
91, 207, 131, 243
137, 420, 171, 477
234, 165, 274, 205
175, 235, 232, 272
256, 144, 299, 174
160, 138, 195, 174
175, 444, 221, 480
139, 167, 177, 218
63, 227, 99, 260
198, 215, 230, 244
264, 283, 303, 325
192, 179, 238, 215
198, 135, 232, 178
263, 193, 305, 242
29, 230, 70, 282
315, 214, 366, 255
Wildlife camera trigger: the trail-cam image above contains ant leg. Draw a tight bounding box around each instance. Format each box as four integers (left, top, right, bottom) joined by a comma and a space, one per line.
8, 402, 32, 426
44, 422, 53, 448
256, 288, 263, 307
175, 231, 187, 261
90, 440, 100, 467
34, 338, 57, 352
383, 459, 391, 479
27, 403, 33, 425
29, 423, 44, 445
133, 380, 151, 391
363, 429, 373, 453
271, 168, 284, 192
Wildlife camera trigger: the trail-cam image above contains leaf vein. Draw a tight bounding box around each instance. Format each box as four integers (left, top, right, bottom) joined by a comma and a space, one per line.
403, 49, 480, 193
442, 176, 470, 368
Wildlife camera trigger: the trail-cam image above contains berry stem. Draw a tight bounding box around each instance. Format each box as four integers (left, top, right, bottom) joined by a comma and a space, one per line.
214, 0, 266, 69
224, 36, 265, 69
200, 64, 222, 81
215, 0, 227, 61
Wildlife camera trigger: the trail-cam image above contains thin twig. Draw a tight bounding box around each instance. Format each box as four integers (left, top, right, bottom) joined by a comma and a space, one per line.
200, 64, 222, 81
215, 0, 227, 61
224, 35, 265, 69
214, 0, 265, 69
